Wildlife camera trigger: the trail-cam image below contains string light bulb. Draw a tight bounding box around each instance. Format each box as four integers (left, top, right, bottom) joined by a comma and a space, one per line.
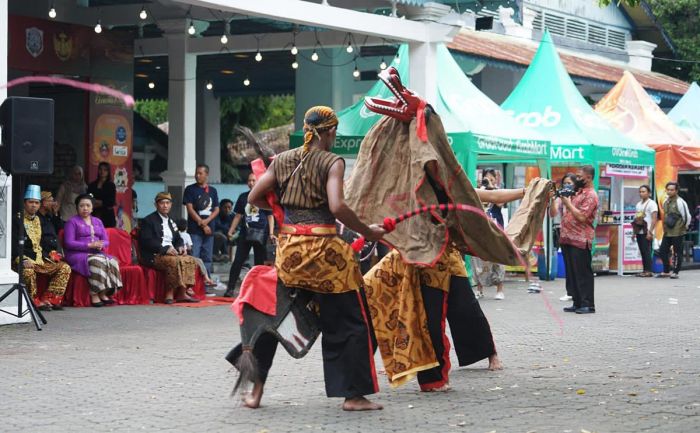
243, 77, 250, 86
220, 33, 228, 44
255, 51, 263, 62
379, 58, 387, 70
346, 41, 353, 53
187, 21, 196, 35
94, 20, 102, 34
139, 6, 147, 20
353, 65, 360, 78
206, 80, 213, 90
148, 81, 155, 89
48, 3, 57, 19
291, 45, 298, 55
311, 50, 319, 62
292, 60, 299, 69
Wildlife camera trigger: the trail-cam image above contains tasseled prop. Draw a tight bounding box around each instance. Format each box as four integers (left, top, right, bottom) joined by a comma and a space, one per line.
231, 348, 260, 397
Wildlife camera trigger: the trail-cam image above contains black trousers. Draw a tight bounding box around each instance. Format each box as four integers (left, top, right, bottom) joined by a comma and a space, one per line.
227, 240, 267, 291
659, 235, 684, 274
561, 244, 594, 309
635, 234, 653, 273
417, 276, 497, 390
227, 288, 378, 398
560, 244, 574, 297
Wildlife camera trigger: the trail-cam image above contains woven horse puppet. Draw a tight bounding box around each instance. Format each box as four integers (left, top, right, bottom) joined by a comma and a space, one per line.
346, 67, 551, 267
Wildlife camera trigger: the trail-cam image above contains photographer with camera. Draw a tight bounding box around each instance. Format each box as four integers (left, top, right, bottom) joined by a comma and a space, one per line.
631, 185, 657, 277
559, 166, 599, 315
658, 181, 691, 279
549, 173, 577, 301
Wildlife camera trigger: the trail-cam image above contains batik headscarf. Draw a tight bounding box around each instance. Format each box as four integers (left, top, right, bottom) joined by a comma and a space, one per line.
302, 106, 338, 154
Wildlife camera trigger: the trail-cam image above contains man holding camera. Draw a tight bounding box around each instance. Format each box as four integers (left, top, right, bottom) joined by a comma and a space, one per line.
559, 165, 599, 314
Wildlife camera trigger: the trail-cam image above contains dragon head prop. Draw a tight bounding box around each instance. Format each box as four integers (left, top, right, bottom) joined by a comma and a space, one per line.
364, 67, 429, 141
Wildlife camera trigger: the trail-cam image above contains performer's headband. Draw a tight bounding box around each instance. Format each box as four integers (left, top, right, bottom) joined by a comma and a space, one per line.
302, 106, 338, 153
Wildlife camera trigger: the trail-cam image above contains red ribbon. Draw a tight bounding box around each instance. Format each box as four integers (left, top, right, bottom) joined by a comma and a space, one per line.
251, 158, 284, 227
415, 99, 428, 142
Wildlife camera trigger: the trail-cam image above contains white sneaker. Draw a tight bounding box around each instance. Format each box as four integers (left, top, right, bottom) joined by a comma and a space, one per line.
494, 292, 505, 300
559, 295, 572, 302
475, 291, 484, 299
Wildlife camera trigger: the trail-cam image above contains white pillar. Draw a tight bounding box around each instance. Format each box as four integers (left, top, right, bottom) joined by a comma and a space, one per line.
201, 88, 221, 183
409, 42, 438, 105
627, 40, 656, 72
158, 20, 197, 218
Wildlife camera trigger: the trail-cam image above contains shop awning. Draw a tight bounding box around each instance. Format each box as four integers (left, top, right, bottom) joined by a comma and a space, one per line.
501, 31, 655, 167
595, 71, 700, 170
449, 29, 689, 101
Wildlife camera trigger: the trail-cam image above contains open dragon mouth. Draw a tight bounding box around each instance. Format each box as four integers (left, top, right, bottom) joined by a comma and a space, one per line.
364, 66, 424, 123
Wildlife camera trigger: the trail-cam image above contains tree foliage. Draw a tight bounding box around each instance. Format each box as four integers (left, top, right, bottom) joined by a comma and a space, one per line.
646, 0, 700, 83
134, 99, 168, 125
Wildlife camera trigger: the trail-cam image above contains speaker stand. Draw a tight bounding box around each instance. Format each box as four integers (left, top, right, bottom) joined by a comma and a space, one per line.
0, 174, 47, 330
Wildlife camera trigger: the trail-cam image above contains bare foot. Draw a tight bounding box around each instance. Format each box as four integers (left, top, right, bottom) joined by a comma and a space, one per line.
342, 396, 383, 411
241, 382, 264, 409
421, 383, 451, 392
488, 354, 503, 371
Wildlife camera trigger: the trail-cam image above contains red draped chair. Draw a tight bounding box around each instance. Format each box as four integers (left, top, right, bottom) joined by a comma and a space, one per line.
62, 228, 151, 307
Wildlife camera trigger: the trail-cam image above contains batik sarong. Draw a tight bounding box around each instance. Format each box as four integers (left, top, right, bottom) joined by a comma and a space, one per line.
152, 255, 197, 289
87, 254, 123, 294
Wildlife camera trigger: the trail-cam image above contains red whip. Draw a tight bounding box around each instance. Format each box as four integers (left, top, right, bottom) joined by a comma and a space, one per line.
351, 202, 528, 271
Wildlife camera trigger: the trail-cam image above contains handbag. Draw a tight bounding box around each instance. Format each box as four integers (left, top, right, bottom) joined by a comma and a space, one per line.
663, 212, 680, 229
632, 201, 649, 235
246, 227, 267, 245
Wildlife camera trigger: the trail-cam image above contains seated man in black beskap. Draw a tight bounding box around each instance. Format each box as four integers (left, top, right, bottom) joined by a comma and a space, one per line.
39, 190, 64, 234
139, 192, 199, 304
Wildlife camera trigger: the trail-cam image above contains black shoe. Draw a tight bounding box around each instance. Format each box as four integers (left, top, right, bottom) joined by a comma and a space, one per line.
91, 301, 104, 308
563, 305, 578, 313
51, 304, 64, 311
37, 303, 52, 311
222, 289, 235, 298
575, 307, 595, 314
102, 299, 115, 305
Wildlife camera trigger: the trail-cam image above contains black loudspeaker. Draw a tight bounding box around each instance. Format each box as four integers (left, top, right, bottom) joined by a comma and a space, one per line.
0, 96, 54, 175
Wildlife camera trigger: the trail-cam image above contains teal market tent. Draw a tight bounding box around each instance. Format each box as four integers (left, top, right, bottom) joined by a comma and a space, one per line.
668, 82, 700, 139
434, 43, 550, 182
501, 30, 655, 170
289, 45, 409, 155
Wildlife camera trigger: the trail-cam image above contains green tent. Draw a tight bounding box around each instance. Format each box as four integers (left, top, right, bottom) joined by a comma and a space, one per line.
434, 44, 550, 182
289, 45, 409, 155
501, 30, 655, 168
668, 82, 700, 139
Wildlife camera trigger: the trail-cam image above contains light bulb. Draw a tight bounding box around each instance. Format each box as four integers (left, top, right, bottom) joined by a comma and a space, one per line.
148, 81, 155, 89
311, 51, 319, 62
255, 51, 262, 62
243, 78, 250, 86
48, 6, 56, 19
292, 60, 299, 69
206, 81, 213, 90
139, 7, 147, 20
187, 22, 196, 35
379, 58, 387, 70
220, 34, 228, 44
291, 45, 298, 55
94, 20, 102, 34
353, 67, 360, 78
346, 42, 353, 53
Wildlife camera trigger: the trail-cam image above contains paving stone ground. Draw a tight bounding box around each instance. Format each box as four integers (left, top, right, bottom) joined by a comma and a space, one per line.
2, 270, 699, 433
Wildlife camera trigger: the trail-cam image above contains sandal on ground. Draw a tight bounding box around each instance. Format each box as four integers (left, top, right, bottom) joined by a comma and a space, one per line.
164, 299, 175, 305
91, 301, 104, 308
102, 299, 115, 305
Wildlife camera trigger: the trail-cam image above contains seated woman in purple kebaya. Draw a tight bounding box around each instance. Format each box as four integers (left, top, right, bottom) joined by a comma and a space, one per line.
63, 193, 123, 307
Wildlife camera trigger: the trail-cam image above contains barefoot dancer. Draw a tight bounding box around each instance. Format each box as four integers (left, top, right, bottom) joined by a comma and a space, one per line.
228, 106, 385, 411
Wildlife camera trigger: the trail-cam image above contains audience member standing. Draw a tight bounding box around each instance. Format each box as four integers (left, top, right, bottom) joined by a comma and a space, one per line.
632, 185, 658, 277
182, 164, 220, 277
87, 162, 117, 228
56, 165, 87, 222
658, 181, 691, 279
224, 172, 274, 298
560, 165, 599, 315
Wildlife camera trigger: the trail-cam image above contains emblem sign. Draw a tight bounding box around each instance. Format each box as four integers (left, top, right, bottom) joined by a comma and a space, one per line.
25, 27, 44, 58
53, 32, 73, 61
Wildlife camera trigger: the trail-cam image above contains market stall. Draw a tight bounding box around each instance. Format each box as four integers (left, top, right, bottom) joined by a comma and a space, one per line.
501, 31, 656, 275
595, 71, 700, 269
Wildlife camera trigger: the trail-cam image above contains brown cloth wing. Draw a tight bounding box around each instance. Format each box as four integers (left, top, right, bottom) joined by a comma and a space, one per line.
346, 114, 551, 267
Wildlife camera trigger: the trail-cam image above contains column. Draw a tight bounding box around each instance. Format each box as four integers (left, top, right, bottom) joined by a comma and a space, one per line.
201, 88, 221, 183
158, 19, 197, 218
409, 42, 438, 105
